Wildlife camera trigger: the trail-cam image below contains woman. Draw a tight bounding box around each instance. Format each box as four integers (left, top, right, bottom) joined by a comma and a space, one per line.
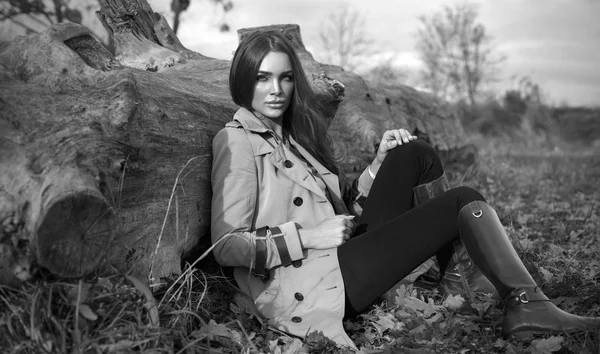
210, 31, 599, 349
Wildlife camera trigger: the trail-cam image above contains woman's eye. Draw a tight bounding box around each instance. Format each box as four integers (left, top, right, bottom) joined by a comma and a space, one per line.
257, 75, 268, 81
283, 75, 294, 82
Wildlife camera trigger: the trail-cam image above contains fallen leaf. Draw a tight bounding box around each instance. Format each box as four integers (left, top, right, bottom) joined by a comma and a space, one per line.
393, 284, 409, 307
409, 324, 426, 335
99, 339, 152, 351
269, 339, 281, 353
526, 336, 564, 354
538, 267, 553, 283
193, 319, 244, 347
233, 290, 263, 323
67, 283, 91, 303
443, 294, 465, 310
283, 338, 307, 353
125, 275, 159, 327
78, 304, 98, 321
373, 312, 404, 333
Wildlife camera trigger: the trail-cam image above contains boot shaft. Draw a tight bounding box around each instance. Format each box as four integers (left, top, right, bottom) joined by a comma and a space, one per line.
457, 200, 537, 299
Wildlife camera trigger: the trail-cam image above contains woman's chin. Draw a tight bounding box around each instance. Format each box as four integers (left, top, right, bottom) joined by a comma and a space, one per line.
260, 108, 286, 119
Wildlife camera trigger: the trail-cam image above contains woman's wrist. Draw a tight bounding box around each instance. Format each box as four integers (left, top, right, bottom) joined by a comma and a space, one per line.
297, 228, 311, 249
368, 160, 382, 178
367, 165, 376, 179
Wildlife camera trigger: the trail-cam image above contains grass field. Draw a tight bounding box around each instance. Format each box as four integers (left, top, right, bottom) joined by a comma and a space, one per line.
1, 134, 599, 353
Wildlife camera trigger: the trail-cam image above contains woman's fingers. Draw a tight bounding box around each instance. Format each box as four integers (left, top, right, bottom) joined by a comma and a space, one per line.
338, 215, 354, 244
396, 129, 417, 144
392, 129, 403, 145
380, 129, 417, 153
376, 128, 419, 163
400, 129, 414, 143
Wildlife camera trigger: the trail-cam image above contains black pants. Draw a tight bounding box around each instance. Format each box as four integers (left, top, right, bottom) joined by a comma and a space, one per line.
338, 139, 486, 314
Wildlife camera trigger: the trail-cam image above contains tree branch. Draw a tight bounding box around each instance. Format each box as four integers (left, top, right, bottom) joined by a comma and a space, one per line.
8, 17, 40, 33
26, 13, 53, 27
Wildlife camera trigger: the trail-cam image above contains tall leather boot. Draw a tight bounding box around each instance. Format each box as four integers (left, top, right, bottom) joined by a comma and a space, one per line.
439, 241, 499, 299
413, 173, 497, 299
458, 200, 600, 336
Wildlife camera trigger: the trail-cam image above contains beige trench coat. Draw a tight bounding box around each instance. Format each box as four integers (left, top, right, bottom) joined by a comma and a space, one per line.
211, 108, 373, 349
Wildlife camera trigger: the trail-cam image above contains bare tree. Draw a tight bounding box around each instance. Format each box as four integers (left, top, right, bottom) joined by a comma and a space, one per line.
415, 2, 505, 109
318, 4, 373, 71
0, 0, 89, 31
0, 0, 112, 49
0, 0, 233, 48
171, 0, 233, 35
362, 58, 413, 87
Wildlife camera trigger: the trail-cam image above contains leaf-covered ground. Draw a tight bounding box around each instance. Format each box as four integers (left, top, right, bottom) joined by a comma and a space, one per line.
1, 135, 599, 353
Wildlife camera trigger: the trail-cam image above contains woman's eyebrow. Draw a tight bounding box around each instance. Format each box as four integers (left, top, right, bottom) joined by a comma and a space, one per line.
257, 70, 293, 75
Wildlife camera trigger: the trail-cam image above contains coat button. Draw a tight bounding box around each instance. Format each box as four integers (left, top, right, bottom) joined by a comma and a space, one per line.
294, 292, 304, 301
284, 160, 293, 168
293, 197, 303, 206
292, 260, 302, 268
291, 316, 302, 323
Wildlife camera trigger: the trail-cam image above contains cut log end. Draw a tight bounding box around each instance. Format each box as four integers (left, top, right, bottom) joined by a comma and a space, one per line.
37, 192, 115, 278
238, 24, 311, 57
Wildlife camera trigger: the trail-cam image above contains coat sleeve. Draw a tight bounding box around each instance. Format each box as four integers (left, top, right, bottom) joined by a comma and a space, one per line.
210, 127, 305, 274
355, 167, 374, 198
346, 167, 374, 217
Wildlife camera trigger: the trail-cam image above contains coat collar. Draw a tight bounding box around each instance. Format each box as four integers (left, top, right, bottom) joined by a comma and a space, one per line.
229, 107, 272, 134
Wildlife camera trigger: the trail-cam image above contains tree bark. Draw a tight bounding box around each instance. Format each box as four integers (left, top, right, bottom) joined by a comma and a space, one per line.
0, 1, 472, 286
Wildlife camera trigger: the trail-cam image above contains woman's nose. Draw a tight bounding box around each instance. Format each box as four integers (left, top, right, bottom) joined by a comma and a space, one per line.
270, 79, 282, 94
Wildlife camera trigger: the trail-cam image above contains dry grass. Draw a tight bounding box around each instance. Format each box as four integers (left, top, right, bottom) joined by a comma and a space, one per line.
1, 133, 599, 353
0, 269, 241, 353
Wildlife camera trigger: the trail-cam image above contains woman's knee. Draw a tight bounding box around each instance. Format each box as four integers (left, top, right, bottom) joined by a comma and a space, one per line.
385, 139, 441, 165
394, 138, 436, 156
449, 186, 486, 208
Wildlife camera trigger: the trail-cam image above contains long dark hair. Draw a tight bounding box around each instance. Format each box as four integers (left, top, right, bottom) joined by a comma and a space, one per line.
229, 31, 341, 177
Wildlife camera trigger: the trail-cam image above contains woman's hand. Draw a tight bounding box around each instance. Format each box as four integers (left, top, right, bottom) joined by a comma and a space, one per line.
376, 129, 417, 163
369, 129, 417, 176
298, 215, 355, 250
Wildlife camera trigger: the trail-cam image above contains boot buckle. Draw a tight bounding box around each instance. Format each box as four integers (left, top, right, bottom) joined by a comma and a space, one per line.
515, 291, 529, 304
472, 210, 483, 218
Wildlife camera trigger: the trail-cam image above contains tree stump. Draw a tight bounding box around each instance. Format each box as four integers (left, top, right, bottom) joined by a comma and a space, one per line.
0, 0, 472, 286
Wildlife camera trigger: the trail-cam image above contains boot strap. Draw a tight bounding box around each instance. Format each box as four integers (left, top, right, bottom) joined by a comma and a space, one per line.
505, 287, 550, 309
413, 172, 450, 205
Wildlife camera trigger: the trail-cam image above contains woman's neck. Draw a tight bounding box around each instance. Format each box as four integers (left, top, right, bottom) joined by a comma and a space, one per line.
254, 112, 284, 140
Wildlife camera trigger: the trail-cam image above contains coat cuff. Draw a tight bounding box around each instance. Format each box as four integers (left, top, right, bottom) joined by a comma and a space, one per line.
277, 221, 304, 262
356, 167, 374, 197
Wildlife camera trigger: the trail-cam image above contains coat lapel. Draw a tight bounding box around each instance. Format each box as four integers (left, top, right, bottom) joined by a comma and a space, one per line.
232, 108, 345, 203
289, 138, 344, 203
268, 142, 327, 198
233, 108, 327, 198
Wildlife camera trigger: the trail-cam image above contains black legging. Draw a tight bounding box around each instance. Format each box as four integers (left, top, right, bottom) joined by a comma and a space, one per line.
338, 139, 486, 314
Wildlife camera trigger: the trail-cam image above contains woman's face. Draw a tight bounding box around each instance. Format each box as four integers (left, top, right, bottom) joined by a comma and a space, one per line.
251, 51, 295, 120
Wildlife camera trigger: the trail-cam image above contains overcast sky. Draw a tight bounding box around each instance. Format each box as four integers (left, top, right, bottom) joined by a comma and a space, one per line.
147, 0, 600, 107
2, 0, 598, 107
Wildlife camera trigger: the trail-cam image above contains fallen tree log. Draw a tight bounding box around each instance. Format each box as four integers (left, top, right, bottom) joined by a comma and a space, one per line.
0, 0, 472, 286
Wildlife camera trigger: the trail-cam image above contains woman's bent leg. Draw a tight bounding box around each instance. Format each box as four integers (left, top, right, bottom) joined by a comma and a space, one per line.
355, 139, 444, 234
356, 139, 455, 281
339, 186, 485, 313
